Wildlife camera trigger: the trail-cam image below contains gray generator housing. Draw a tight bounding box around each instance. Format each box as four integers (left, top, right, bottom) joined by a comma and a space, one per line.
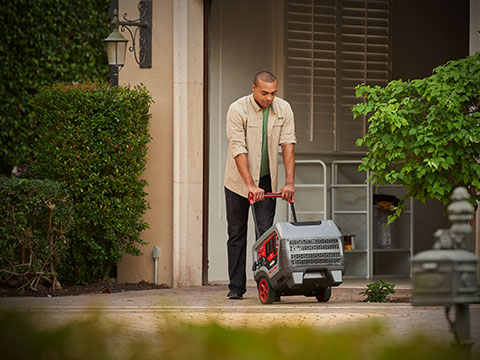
252, 220, 345, 297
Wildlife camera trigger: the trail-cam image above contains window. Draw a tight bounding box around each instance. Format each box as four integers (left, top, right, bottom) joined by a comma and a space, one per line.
285, 0, 391, 153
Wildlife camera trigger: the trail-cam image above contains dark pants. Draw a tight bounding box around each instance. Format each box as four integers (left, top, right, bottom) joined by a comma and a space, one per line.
225, 175, 276, 295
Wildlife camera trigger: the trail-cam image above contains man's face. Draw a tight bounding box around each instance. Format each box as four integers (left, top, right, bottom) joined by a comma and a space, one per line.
252, 79, 277, 109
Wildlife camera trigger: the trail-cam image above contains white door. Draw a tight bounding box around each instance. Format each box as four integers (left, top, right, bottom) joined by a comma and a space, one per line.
208, 0, 284, 283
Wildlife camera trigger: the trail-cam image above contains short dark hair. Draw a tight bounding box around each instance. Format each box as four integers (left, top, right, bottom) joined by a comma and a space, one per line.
253, 71, 277, 85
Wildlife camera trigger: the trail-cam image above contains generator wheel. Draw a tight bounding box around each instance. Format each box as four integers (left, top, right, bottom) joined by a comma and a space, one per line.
315, 287, 332, 302
257, 277, 276, 304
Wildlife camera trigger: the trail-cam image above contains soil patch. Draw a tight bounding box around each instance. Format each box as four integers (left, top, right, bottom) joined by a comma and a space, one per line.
0, 281, 169, 298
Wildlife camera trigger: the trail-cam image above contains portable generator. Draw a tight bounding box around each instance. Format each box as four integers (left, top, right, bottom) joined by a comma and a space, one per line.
250, 193, 345, 304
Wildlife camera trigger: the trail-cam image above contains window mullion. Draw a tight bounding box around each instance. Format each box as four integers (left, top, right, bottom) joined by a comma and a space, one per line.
310, 0, 314, 142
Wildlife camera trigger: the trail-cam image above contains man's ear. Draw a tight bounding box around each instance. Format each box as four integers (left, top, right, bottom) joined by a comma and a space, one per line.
252, 84, 256, 92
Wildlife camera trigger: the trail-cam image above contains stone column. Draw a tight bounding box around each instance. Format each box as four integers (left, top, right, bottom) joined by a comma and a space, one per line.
172, 0, 204, 287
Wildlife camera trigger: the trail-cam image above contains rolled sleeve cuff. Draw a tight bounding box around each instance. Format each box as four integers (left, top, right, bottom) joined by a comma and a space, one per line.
279, 135, 297, 145
231, 144, 248, 159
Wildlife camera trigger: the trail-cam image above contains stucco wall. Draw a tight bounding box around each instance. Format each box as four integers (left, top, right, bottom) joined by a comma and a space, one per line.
117, 0, 174, 286
117, 0, 204, 287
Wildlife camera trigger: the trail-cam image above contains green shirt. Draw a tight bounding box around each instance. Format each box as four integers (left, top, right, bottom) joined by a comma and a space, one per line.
259, 106, 270, 178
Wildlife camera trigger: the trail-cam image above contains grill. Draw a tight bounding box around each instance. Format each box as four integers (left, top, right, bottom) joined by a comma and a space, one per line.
289, 238, 340, 252
289, 238, 342, 266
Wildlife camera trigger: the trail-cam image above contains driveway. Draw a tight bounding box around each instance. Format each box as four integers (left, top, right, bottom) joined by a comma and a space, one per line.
1, 279, 479, 350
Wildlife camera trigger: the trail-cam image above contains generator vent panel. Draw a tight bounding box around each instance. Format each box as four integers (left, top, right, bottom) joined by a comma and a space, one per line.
289, 238, 342, 266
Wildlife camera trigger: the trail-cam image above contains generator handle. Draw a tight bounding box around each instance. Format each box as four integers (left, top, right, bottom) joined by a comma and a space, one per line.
248, 192, 293, 204
248, 192, 297, 226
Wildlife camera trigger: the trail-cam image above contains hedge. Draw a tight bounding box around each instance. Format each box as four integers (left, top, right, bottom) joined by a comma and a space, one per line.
0, 0, 109, 174
29, 83, 152, 284
0, 177, 73, 291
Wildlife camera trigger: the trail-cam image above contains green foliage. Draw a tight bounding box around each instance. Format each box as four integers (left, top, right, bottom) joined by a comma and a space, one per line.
354, 52, 480, 219
0, 0, 109, 172
0, 311, 118, 360
359, 280, 396, 302
0, 311, 472, 360
29, 83, 152, 284
0, 177, 73, 290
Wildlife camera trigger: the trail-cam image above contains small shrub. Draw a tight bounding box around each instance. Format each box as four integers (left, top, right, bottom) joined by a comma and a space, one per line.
359, 279, 396, 302
29, 83, 152, 284
0, 177, 73, 291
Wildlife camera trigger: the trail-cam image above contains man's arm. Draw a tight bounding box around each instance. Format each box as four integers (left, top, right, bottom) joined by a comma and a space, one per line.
226, 105, 264, 202
234, 154, 264, 202
280, 143, 295, 202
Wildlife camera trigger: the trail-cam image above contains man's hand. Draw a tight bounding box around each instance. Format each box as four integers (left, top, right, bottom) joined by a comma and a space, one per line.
280, 182, 295, 203
248, 185, 265, 203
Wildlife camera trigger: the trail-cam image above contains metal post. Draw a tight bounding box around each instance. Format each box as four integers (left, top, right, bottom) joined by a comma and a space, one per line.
153, 246, 160, 284
455, 304, 471, 344
446, 304, 473, 359
110, 66, 119, 87
250, 205, 260, 240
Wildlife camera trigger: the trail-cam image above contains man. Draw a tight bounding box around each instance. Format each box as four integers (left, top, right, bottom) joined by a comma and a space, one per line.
224, 71, 296, 299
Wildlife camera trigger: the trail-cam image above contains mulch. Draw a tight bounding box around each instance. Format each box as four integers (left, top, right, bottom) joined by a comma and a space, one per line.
0, 280, 170, 297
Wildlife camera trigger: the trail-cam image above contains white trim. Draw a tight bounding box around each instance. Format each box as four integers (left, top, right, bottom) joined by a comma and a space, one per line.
272, 0, 285, 97
470, 0, 480, 55
173, 0, 204, 287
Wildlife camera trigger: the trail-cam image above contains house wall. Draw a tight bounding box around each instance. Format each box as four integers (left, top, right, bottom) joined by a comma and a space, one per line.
117, 0, 204, 287
471, 0, 480, 56
116, 0, 476, 286
392, 0, 469, 80
208, 0, 472, 282
471, 0, 480, 268
391, 0, 470, 254
117, 0, 174, 286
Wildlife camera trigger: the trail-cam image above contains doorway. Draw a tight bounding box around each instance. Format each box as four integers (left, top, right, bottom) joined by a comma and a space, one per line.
207, 0, 284, 283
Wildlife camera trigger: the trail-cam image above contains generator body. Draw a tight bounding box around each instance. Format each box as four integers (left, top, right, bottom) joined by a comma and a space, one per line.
252, 220, 345, 304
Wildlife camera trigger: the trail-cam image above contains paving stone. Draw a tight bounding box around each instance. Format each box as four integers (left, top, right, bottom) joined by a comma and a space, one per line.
0, 282, 479, 351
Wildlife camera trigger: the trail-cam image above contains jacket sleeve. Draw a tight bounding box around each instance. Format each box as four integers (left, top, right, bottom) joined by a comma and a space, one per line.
279, 103, 296, 145
226, 104, 248, 158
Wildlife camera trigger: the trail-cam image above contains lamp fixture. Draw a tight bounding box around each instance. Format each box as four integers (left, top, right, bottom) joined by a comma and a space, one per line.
103, 0, 152, 72
103, 10, 128, 68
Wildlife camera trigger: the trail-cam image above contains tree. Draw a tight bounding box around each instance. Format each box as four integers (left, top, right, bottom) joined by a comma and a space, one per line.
353, 52, 480, 222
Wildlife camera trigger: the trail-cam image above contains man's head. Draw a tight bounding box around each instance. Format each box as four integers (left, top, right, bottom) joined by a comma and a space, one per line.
252, 71, 277, 109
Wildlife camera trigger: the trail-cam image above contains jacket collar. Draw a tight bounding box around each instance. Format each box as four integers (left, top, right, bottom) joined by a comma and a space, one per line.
249, 93, 278, 114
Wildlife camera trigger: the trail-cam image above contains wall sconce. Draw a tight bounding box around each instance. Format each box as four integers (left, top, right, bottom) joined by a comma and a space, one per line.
103, 0, 152, 76
103, 10, 128, 69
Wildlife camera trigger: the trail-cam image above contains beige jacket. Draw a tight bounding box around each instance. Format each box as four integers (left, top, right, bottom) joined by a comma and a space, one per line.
224, 94, 296, 198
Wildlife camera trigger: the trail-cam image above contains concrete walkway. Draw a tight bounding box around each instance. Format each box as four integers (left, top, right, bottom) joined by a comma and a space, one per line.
1, 279, 479, 350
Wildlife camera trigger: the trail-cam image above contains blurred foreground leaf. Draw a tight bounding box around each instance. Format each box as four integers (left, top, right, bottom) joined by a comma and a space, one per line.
0, 311, 474, 360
